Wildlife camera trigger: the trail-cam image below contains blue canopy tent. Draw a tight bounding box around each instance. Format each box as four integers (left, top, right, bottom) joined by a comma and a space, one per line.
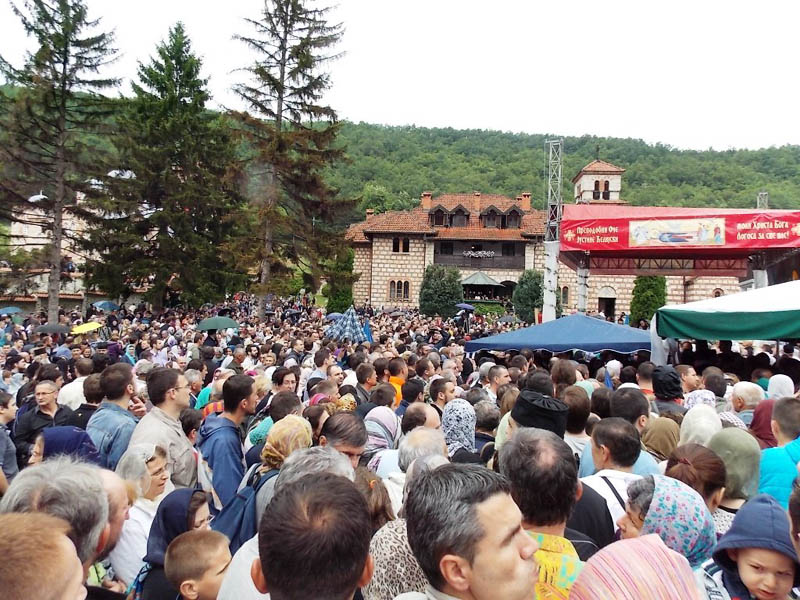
464, 313, 652, 353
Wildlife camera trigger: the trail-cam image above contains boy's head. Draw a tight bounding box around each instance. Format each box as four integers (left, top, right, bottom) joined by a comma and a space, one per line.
165, 529, 231, 600
0, 391, 17, 424
714, 494, 800, 599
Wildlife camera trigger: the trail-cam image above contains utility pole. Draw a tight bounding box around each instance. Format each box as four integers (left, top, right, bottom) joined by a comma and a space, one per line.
542, 139, 563, 322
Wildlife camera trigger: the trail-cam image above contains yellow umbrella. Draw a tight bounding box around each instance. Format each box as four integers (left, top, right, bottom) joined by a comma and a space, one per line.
71, 322, 103, 334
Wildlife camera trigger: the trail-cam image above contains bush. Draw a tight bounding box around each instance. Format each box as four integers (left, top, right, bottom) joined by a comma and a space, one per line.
474, 302, 505, 316
630, 276, 667, 325
419, 265, 463, 318
512, 270, 544, 323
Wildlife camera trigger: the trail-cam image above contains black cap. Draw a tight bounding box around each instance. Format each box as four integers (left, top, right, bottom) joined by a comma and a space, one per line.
510, 390, 569, 438
652, 365, 683, 400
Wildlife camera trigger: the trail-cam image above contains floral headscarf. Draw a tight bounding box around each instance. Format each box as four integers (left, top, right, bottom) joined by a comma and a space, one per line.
684, 389, 717, 410
442, 399, 476, 458
641, 474, 716, 568
260, 415, 312, 472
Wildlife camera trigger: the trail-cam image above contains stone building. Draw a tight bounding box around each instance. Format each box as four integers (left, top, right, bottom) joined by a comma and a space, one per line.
345, 160, 742, 316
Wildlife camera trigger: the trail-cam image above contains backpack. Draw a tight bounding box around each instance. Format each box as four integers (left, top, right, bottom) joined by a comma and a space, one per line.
211, 466, 279, 554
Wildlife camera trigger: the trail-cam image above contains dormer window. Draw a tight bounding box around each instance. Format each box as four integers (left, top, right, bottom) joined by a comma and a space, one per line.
433, 210, 445, 226
451, 209, 468, 227
507, 210, 521, 228
484, 211, 498, 228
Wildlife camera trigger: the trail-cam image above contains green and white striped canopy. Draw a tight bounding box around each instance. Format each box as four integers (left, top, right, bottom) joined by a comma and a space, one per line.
656, 280, 800, 341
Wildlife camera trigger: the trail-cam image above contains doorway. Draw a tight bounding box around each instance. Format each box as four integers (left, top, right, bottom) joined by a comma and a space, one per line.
597, 286, 617, 318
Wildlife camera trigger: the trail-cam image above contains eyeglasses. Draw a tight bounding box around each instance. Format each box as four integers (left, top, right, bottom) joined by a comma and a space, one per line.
171, 384, 190, 392
193, 514, 214, 529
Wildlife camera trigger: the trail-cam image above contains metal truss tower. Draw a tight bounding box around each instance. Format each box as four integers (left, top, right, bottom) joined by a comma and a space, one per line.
542, 139, 563, 322
757, 191, 769, 210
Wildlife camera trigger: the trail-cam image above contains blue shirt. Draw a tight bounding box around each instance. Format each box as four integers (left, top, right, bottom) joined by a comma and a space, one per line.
578, 440, 660, 478
86, 401, 139, 470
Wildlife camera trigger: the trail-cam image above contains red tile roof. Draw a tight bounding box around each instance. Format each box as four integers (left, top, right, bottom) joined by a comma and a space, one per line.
431, 194, 525, 213
571, 160, 625, 182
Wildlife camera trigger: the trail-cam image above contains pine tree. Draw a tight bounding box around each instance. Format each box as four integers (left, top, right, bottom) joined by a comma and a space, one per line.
419, 265, 464, 318
630, 275, 667, 325
233, 0, 350, 317
0, 0, 118, 322
83, 23, 249, 307
512, 270, 544, 323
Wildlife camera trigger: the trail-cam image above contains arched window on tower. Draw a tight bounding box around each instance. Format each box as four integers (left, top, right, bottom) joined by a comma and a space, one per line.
402, 237, 410, 253
603, 180, 610, 200
392, 237, 400, 253
389, 281, 396, 299
403, 281, 410, 299
561, 286, 570, 307
593, 180, 601, 200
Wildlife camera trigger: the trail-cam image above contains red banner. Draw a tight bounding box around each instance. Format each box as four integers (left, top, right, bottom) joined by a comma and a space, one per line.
560, 210, 800, 252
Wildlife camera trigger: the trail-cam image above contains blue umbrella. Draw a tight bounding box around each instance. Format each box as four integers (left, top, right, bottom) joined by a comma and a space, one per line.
0, 306, 21, 314
93, 301, 120, 311
456, 303, 476, 311
326, 312, 344, 321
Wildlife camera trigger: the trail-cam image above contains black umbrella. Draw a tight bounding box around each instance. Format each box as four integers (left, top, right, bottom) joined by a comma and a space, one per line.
35, 323, 69, 335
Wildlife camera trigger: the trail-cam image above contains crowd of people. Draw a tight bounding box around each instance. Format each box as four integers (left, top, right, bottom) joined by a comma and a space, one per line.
2, 297, 800, 600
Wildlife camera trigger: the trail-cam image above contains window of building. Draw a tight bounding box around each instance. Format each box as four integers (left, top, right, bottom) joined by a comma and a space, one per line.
403, 281, 410, 299
402, 237, 410, 253
507, 211, 521, 228
392, 237, 400, 253
439, 242, 453, 255
452, 210, 468, 227
389, 281, 396, 299
602, 180, 610, 200
502, 243, 515, 256
561, 286, 570, 306
593, 180, 601, 200
713, 288, 724, 298
433, 210, 445, 226
484, 212, 498, 228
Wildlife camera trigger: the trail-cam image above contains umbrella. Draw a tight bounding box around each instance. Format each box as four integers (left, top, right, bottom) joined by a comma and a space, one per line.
326, 306, 367, 343
0, 306, 21, 314
35, 323, 69, 335
456, 303, 476, 311
197, 316, 239, 331
72, 322, 103, 334
326, 312, 344, 321
92, 301, 120, 311
497, 315, 518, 324
389, 311, 404, 318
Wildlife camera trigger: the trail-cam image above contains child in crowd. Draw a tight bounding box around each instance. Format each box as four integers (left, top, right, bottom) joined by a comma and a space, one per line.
165, 529, 232, 600
696, 494, 800, 600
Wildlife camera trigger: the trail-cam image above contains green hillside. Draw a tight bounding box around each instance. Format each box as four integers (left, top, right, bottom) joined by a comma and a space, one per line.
327, 122, 800, 217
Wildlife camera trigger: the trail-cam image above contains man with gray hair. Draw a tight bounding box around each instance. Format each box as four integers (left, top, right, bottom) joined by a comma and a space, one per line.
398, 463, 538, 600
0, 457, 112, 583
217, 446, 354, 600
730, 381, 764, 426
184, 368, 203, 409
383, 427, 448, 514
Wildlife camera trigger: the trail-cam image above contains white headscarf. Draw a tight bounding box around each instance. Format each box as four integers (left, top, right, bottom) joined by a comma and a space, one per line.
679, 405, 722, 447
768, 374, 795, 399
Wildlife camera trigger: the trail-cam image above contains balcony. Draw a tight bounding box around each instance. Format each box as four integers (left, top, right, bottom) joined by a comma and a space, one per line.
434, 254, 525, 270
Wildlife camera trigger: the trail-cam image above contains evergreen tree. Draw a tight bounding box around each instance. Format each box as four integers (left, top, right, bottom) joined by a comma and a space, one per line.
233, 0, 350, 317
419, 265, 463, 318
321, 247, 357, 313
84, 23, 248, 307
513, 269, 544, 323
630, 275, 667, 325
0, 0, 118, 322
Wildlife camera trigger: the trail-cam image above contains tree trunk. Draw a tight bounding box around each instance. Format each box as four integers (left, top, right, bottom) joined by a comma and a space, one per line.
49, 143, 66, 325
258, 224, 273, 319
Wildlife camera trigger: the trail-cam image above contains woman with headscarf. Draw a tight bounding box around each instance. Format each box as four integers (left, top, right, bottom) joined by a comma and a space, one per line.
768, 374, 795, 399
749, 397, 778, 449
27, 426, 100, 465
442, 398, 481, 464
242, 414, 313, 525
109, 444, 173, 586
617, 474, 717, 568
707, 428, 762, 536
679, 404, 722, 447
362, 406, 401, 471
136, 488, 212, 600
642, 417, 680, 463
570, 534, 702, 600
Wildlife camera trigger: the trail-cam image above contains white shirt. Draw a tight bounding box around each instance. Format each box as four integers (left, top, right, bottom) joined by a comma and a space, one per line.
217, 535, 269, 600
580, 469, 641, 529
57, 376, 87, 411
108, 499, 156, 585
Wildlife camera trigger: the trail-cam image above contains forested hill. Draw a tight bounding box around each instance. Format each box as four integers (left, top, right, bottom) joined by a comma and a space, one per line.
327, 122, 800, 217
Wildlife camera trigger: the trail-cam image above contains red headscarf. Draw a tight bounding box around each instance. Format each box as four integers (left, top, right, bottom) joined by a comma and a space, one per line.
749, 398, 777, 449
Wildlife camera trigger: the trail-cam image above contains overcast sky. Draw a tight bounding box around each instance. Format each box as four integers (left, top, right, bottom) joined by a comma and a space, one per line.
1, 0, 798, 150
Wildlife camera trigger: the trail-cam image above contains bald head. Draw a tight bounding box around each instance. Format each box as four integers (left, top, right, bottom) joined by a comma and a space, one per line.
98, 470, 129, 560
401, 402, 441, 435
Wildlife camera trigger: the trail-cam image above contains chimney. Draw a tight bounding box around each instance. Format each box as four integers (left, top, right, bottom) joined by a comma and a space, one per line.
365, 208, 374, 219
519, 192, 532, 212
420, 191, 433, 211
472, 191, 481, 214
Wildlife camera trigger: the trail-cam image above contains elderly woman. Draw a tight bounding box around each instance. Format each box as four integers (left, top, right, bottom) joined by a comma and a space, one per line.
442, 398, 482, 464
707, 427, 762, 536
679, 404, 722, 447
571, 534, 702, 600
617, 474, 716, 568
362, 406, 401, 471
240, 414, 313, 524
110, 444, 173, 586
